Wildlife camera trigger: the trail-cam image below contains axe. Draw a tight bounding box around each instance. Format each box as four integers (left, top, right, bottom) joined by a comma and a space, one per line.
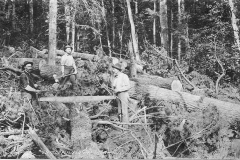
52, 73, 75, 90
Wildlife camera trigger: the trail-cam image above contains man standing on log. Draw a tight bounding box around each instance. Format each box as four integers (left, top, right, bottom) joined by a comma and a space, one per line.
19, 61, 41, 106
59, 45, 78, 90
112, 63, 131, 123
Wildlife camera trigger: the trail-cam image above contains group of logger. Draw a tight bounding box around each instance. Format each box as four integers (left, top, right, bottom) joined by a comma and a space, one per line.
19, 45, 131, 123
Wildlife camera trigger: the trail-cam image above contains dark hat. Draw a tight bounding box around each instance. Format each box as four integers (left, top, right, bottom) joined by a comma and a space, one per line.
112, 63, 122, 71
22, 61, 33, 70
65, 45, 73, 51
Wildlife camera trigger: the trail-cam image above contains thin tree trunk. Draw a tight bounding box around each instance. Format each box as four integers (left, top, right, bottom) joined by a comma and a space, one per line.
126, 0, 140, 62
71, 0, 76, 52
102, 0, 112, 57
128, 40, 137, 78
29, 0, 34, 33
229, 0, 240, 53
170, 3, 173, 58
153, 0, 156, 45
12, 0, 16, 30
177, 0, 181, 64
48, 0, 57, 65
112, 0, 115, 49
65, 1, 70, 44
6, 0, 10, 20
159, 0, 168, 51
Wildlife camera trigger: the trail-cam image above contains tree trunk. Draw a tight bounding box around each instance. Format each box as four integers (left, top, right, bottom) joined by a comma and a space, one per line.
128, 82, 240, 123
71, 0, 76, 51
112, 0, 115, 49
65, 0, 70, 44
102, 0, 112, 57
29, 0, 34, 33
12, 0, 16, 30
48, 0, 57, 65
178, 0, 182, 64
6, 0, 10, 20
70, 104, 104, 159
153, 0, 156, 45
128, 40, 137, 78
229, 0, 240, 53
159, 0, 168, 51
126, 0, 140, 62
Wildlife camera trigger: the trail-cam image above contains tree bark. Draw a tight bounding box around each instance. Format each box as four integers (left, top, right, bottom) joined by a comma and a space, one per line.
48, 0, 57, 65
71, 0, 76, 51
128, 82, 240, 123
229, 0, 240, 53
159, 0, 168, 51
65, 0, 70, 44
112, 0, 115, 49
12, 0, 16, 30
178, 0, 182, 64
126, 0, 140, 62
29, 0, 34, 33
153, 0, 156, 45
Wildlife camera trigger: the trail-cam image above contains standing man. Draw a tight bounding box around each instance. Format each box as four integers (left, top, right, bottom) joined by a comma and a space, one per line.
19, 61, 41, 106
112, 63, 131, 123
60, 45, 78, 90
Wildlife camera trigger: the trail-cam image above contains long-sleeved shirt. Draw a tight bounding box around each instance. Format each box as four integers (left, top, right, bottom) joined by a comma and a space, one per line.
112, 72, 131, 93
19, 71, 36, 92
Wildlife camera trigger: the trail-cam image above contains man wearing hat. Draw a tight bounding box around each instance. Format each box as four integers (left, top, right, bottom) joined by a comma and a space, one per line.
19, 61, 41, 106
112, 63, 131, 123
59, 45, 78, 90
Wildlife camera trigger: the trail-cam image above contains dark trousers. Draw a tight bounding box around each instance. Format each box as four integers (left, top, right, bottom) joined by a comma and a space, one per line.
60, 66, 77, 89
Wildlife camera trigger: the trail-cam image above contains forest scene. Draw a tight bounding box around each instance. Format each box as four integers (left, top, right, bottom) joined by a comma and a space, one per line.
1, 0, 240, 159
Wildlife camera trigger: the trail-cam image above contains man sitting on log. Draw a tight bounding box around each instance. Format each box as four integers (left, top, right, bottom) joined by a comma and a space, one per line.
59, 45, 78, 90
19, 61, 41, 106
112, 63, 131, 123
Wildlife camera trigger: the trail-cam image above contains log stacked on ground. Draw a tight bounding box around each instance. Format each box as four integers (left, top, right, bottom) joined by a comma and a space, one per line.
129, 81, 240, 123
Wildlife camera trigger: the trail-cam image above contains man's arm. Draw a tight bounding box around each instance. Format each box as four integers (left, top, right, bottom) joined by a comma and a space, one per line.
72, 57, 77, 74
20, 74, 41, 93
61, 55, 65, 76
25, 85, 41, 93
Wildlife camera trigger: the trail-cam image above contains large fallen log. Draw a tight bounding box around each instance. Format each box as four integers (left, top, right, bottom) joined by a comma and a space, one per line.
30, 46, 143, 72
129, 81, 240, 123
39, 96, 116, 102
1, 58, 47, 70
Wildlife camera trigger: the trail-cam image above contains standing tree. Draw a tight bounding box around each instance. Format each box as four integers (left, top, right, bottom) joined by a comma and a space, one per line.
153, 0, 156, 45
126, 0, 140, 62
65, 0, 70, 44
29, 0, 33, 33
228, 0, 240, 53
159, 0, 168, 51
71, 0, 76, 51
12, 0, 15, 30
48, 0, 57, 65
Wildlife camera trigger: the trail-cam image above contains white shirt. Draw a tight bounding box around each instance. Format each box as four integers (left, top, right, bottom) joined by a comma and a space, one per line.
112, 72, 131, 93
61, 54, 75, 66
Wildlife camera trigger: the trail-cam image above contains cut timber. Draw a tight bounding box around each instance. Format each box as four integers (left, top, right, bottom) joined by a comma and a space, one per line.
28, 127, 56, 159
40, 64, 61, 80
131, 74, 182, 91
30, 46, 143, 72
39, 96, 116, 102
129, 82, 240, 123
1, 58, 46, 71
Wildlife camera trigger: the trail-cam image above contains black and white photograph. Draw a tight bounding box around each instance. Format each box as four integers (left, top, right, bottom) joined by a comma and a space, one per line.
0, 0, 240, 159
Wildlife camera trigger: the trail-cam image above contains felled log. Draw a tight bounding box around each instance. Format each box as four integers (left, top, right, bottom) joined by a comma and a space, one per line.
39, 96, 116, 102
6, 58, 46, 70
30, 46, 143, 72
131, 74, 182, 91
28, 127, 56, 159
129, 81, 240, 123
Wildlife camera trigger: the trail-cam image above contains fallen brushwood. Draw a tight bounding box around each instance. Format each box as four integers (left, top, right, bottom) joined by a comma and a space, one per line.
28, 127, 57, 159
